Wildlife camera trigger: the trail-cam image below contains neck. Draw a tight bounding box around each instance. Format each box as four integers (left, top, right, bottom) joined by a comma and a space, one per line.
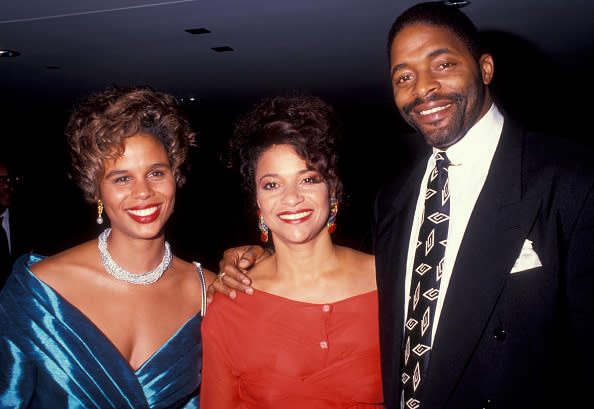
104, 228, 168, 274
477, 91, 493, 122
270, 231, 338, 284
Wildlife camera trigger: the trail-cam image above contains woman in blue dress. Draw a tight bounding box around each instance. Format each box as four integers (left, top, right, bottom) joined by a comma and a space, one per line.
0, 86, 215, 408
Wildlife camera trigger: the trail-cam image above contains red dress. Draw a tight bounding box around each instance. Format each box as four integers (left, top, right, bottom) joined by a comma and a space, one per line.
201, 290, 383, 409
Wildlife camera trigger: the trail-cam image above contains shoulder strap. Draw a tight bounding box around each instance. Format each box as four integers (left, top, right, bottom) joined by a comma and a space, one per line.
193, 261, 207, 317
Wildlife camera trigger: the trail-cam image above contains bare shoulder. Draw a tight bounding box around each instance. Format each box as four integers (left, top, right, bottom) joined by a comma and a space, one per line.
201, 267, 217, 288
30, 240, 99, 285
183, 258, 217, 288
169, 257, 215, 290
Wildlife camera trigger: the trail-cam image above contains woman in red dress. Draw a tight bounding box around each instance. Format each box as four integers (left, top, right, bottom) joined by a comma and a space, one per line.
201, 96, 383, 409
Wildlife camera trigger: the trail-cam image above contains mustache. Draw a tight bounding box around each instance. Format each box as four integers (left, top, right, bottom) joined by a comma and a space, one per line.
402, 93, 462, 115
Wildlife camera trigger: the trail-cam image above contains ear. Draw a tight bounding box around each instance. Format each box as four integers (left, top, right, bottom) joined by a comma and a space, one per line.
479, 53, 494, 85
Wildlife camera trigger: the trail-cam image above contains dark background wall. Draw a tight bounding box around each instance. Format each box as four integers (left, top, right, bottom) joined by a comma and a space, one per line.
1, 26, 593, 272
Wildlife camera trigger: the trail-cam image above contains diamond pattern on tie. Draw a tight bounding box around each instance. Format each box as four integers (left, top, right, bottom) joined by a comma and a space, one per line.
401, 152, 450, 407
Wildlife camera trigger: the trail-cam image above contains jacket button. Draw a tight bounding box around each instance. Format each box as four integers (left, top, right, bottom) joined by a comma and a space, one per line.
493, 328, 506, 341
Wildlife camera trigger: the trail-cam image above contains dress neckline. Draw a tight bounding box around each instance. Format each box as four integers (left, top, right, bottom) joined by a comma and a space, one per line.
23, 254, 202, 373
245, 288, 377, 306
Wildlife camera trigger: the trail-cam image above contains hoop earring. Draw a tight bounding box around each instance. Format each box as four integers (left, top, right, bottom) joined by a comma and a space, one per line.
257, 209, 269, 243
327, 196, 338, 234
96, 200, 104, 225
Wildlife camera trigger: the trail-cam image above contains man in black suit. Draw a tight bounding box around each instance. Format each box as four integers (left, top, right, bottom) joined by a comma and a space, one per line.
0, 160, 33, 288
0, 160, 16, 287
216, 3, 594, 408
373, 3, 594, 408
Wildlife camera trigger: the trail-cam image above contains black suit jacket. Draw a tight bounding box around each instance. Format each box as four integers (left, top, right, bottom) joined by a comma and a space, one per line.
0, 208, 34, 288
374, 119, 594, 408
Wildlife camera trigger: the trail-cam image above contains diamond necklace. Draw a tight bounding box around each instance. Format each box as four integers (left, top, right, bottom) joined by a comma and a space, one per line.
97, 228, 172, 285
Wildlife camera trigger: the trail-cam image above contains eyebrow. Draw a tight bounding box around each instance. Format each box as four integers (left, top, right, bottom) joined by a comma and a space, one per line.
257, 168, 313, 183
428, 47, 454, 58
104, 163, 170, 179
391, 47, 455, 77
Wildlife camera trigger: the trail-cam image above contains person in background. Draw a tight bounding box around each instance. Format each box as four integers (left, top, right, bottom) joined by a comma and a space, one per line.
200, 95, 383, 409
0, 85, 215, 408
0, 160, 15, 286
215, 2, 594, 408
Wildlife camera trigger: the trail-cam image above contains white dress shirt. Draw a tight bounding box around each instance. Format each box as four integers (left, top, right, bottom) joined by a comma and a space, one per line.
404, 103, 504, 342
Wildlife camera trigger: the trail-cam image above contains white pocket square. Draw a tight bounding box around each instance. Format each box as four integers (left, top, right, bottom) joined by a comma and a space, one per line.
510, 239, 542, 274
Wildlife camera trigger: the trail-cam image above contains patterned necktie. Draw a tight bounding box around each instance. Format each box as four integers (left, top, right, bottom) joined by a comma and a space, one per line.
401, 152, 450, 409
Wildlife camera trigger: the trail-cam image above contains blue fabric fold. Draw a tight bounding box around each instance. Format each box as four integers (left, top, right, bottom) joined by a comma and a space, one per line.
0, 254, 202, 409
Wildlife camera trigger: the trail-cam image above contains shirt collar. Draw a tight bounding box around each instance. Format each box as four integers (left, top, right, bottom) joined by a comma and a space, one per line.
433, 103, 504, 166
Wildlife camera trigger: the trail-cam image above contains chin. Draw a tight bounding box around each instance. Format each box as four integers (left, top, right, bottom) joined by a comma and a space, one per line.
421, 126, 464, 149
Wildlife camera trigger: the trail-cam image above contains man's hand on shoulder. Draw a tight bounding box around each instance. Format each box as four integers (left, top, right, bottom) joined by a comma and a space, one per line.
206, 245, 272, 305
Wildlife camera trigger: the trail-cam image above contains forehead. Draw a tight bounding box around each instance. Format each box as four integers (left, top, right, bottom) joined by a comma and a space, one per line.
122, 133, 166, 155
256, 144, 304, 170
390, 23, 470, 65
104, 134, 167, 170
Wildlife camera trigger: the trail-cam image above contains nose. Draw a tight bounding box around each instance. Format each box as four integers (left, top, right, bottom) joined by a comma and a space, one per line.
413, 71, 439, 97
132, 178, 154, 199
281, 184, 304, 206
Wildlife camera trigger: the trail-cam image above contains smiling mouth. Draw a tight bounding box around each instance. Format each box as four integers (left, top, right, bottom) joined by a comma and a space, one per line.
418, 103, 452, 116
278, 210, 313, 221
127, 205, 160, 217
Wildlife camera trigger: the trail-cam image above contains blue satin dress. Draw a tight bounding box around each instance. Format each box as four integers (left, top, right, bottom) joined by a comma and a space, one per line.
0, 254, 202, 409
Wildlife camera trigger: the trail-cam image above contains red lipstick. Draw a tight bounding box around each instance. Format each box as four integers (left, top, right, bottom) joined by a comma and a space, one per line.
277, 209, 314, 224
126, 204, 161, 224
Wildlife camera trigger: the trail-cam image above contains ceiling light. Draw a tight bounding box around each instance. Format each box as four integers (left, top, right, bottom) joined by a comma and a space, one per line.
185, 28, 211, 35
0, 49, 20, 57
211, 46, 233, 52
443, 0, 471, 7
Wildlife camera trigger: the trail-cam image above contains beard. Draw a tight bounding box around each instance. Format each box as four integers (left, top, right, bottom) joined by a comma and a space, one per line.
400, 86, 486, 149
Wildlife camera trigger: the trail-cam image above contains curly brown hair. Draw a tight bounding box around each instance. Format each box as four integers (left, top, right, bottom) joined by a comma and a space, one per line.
66, 85, 196, 203
230, 95, 343, 204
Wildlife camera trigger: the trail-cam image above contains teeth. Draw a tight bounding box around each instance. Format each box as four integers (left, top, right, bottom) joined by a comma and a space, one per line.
279, 210, 312, 220
420, 104, 451, 115
127, 206, 159, 217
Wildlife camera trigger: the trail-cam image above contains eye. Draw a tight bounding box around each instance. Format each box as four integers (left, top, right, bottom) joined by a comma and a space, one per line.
394, 73, 414, 86
302, 175, 322, 184
262, 182, 278, 191
148, 169, 165, 178
113, 175, 131, 184
438, 62, 455, 70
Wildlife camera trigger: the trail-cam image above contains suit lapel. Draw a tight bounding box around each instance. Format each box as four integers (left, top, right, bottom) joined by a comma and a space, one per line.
423, 121, 542, 408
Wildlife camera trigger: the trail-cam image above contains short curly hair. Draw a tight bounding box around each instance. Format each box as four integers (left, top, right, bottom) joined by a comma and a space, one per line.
66, 85, 196, 203
230, 95, 343, 205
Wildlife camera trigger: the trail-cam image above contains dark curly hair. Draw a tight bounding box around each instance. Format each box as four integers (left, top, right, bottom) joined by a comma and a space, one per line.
230, 95, 343, 205
387, 2, 482, 62
66, 85, 196, 203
